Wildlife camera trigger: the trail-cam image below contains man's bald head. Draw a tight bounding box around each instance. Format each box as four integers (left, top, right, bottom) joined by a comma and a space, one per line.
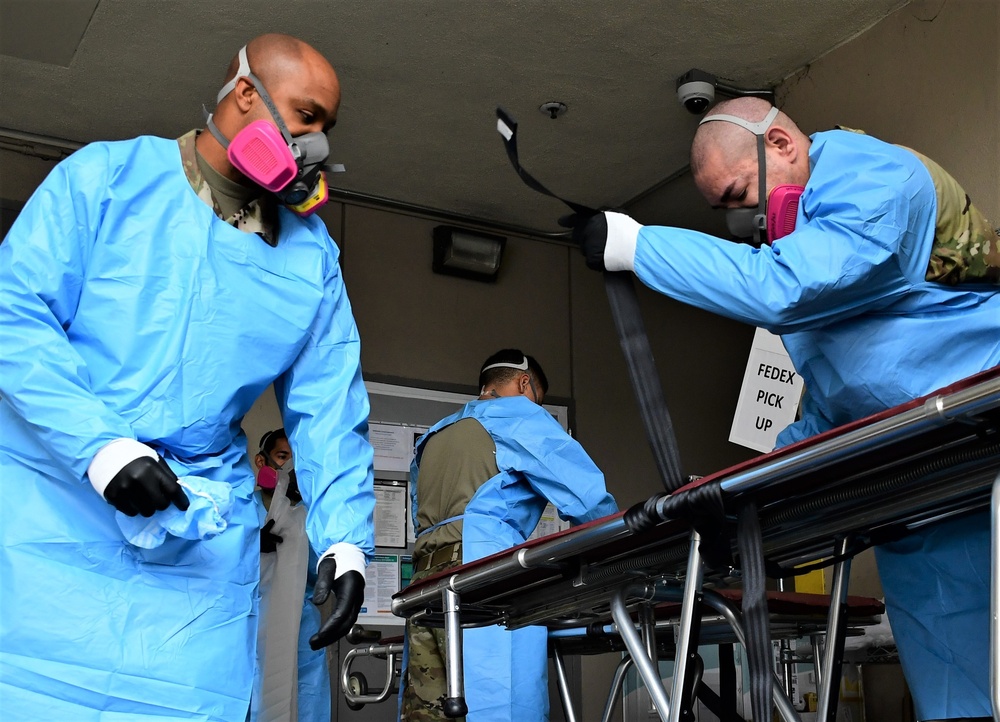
222, 34, 333, 96
689, 97, 811, 209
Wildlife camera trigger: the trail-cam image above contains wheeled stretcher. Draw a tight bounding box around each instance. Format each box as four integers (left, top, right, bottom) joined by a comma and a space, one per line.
391, 367, 1000, 721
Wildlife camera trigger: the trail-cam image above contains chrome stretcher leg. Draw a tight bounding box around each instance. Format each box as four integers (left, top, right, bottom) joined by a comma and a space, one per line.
810, 633, 824, 692
817, 537, 852, 722
700, 590, 801, 722
442, 587, 468, 718
601, 655, 635, 722
611, 590, 672, 720
551, 642, 578, 722
991, 469, 1000, 722
668, 530, 705, 722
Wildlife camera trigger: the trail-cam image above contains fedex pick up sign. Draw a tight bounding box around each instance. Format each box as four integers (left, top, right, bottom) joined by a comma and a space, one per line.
729, 328, 804, 453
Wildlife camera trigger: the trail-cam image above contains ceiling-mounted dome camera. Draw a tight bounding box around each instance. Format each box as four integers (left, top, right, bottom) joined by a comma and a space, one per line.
676, 68, 717, 114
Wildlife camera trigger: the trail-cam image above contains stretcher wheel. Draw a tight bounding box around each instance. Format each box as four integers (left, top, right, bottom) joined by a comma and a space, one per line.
346, 671, 368, 711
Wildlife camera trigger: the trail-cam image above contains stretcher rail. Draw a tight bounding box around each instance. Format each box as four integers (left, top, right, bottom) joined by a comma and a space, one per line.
394, 370, 1000, 627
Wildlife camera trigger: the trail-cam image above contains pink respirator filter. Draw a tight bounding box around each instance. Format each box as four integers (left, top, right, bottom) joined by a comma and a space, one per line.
766, 184, 804, 243
227, 120, 298, 193
257, 465, 278, 491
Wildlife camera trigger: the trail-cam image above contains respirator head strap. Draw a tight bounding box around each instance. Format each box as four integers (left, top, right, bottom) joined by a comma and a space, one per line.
202, 106, 231, 150
698, 106, 779, 135
700, 106, 778, 245
753, 133, 767, 245
214, 44, 294, 145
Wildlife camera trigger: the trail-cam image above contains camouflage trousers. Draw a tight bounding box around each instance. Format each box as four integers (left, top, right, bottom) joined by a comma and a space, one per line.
400, 556, 465, 722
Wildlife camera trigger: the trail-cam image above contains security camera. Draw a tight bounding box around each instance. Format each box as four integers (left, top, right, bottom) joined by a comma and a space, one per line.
676, 69, 717, 114
676, 69, 776, 114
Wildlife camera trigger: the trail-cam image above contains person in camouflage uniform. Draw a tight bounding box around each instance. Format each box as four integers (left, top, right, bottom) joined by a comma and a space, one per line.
400, 349, 617, 721
567, 97, 999, 721
0, 34, 373, 721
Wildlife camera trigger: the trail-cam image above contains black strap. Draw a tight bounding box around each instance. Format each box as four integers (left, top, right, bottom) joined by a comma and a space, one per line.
494, 106, 685, 494
717, 643, 741, 721
495, 107, 596, 217
603, 272, 686, 492
696, 679, 747, 722
736, 502, 773, 722
752, 133, 767, 246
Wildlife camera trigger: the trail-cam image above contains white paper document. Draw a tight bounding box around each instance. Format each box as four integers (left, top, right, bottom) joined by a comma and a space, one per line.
374, 480, 407, 548
357, 554, 403, 625
370, 422, 427, 473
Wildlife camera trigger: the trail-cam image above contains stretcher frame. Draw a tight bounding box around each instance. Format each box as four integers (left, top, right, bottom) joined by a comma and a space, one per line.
391, 368, 1000, 720
341, 590, 883, 717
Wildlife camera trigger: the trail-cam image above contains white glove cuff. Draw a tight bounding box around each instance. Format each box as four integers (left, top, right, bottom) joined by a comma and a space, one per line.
88, 438, 157, 496
603, 211, 642, 272
319, 542, 367, 580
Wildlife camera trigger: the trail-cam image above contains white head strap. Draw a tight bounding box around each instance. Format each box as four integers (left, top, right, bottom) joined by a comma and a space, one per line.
482, 356, 529, 373
699, 105, 779, 137
216, 45, 251, 105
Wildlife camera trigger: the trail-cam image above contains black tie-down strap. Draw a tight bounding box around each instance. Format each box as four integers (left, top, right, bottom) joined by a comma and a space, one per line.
736, 502, 773, 722
494, 107, 686, 494
624, 486, 772, 722
604, 271, 687, 492
495, 107, 597, 217
623, 480, 730, 568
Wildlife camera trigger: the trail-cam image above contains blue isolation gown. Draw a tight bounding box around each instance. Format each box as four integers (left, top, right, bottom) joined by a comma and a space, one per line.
0, 137, 375, 721
296, 546, 331, 722
409, 396, 619, 721
624, 130, 999, 718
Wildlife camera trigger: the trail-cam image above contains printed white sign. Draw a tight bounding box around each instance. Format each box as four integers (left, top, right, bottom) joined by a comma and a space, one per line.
374, 480, 408, 548
370, 422, 426, 473
729, 328, 804, 453
357, 554, 403, 625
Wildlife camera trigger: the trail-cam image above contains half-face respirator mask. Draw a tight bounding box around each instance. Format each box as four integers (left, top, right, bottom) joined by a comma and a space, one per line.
205, 45, 334, 217
699, 106, 803, 245
257, 451, 300, 499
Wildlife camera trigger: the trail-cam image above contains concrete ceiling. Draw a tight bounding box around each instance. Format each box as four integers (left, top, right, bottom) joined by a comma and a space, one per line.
0, 0, 908, 231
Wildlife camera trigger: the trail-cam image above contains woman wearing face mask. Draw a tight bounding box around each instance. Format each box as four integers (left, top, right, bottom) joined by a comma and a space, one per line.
252, 429, 332, 722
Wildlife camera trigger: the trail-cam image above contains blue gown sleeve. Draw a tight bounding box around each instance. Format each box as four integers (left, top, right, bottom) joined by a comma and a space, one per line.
632, 135, 934, 335
773, 390, 834, 448
275, 243, 376, 562
0, 146, 137, 481
498, 405, 618, 524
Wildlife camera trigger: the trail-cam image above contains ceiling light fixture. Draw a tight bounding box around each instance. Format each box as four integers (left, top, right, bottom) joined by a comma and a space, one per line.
432, 226, 506, 282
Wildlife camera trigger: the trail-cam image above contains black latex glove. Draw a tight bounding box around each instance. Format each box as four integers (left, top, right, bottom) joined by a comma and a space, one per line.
104, 455, 189, 517
260, 519, 283, 553
559, 211, 609, 271
309, 557, 365, 650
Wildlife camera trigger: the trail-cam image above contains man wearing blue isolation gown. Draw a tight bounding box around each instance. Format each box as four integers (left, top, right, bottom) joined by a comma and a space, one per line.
568, 97, 999, 721
401, 349, 618, 721
0, 34, 374, 721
